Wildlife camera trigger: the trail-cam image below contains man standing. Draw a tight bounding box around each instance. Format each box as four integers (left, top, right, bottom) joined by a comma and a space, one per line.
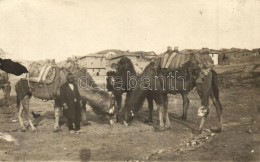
60, 73, 83, 134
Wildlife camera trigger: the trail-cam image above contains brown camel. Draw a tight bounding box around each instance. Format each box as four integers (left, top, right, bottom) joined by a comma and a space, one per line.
15, 61, 116, 132
123, 54, 223, 133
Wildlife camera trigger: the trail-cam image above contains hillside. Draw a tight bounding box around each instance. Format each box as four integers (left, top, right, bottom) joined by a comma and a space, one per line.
215, 62, 260, 88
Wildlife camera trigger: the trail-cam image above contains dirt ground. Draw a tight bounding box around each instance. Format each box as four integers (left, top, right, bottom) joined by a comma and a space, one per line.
0, 64, 259, 161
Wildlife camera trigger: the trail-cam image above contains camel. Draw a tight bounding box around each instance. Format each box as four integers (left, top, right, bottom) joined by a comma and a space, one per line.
106, 57, 154, 123
15, 61, 116, 132
123, 54, 223, 133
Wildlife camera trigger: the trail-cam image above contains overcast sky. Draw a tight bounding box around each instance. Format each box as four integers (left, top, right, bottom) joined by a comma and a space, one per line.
0, 0, 259, 61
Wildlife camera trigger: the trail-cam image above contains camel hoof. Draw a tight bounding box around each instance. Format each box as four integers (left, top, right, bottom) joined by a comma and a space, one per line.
115, 118, 119, 123
123, 121, 128, 127
110, 119, 115, 125
32, 127, 37, 132
192, 129, 202, 135
144, 119, 153, 124
53, 127, 61, 133
181, 115, 187, 121
82, 122, 91, 126
21, 127, 27, 132
53, 129, 61, 133
154, 126, 165, 132
210, 127, 223, 133
165, 126, 171, 130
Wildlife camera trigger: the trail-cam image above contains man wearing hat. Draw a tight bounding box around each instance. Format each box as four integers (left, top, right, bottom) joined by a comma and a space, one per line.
60, 73, 83, 134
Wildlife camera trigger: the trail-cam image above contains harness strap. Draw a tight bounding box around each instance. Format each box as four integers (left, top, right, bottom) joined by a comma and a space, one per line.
26, 69, 55, 104
26, 73, 32, 92
41, 65, 52, 81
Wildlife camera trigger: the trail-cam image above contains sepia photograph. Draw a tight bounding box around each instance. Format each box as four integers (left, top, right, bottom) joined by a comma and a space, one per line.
0, 0, 259, 161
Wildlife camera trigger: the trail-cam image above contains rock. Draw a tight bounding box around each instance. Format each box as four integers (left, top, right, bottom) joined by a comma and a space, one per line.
205, 137, 209, 140
158, 149, 164, 154
186, 142, 190, 146
191, 141, 197, 146
0, 132, 18, 145
11, 119, 18, 123
251, 150, 254, 153
247, 129, 253, 134
179, 148, 185, 152
210, 133, 216, 137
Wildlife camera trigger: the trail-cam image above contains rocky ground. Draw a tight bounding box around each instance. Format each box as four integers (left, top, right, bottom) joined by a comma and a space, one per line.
0, 63, 259, 161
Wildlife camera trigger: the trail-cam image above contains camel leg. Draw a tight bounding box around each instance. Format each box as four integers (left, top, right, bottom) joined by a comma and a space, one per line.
211, 70, 224, 132
81, 108, 89, 125
210, 92, 223, 132
144, 94, 154, 123
156, 103, 164, 130
27, 116, 37, 131
81, 108, 87, 122
22, 95, 37, 131
158, 104, 165, 129
181, 93, 190, 120
165, 110, 171, 129
198, 107, 209, 133
81, 101, 91, 126
18, 101, 26, 132
115, 93, 122, 122
154, 94, 165, 131
195, 72, 212, 134
3, 84, 11, 107
163, 94, 171, 129
53, 107, 61, 132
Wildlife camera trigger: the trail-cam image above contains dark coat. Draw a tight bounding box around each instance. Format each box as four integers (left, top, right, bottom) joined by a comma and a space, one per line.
60, 82, 81, 120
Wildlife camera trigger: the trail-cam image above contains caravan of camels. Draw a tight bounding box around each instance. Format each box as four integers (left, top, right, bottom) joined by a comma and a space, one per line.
0, 47, 223, 135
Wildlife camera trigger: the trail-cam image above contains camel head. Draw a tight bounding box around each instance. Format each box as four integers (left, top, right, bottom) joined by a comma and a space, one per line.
79, 88, 117, 124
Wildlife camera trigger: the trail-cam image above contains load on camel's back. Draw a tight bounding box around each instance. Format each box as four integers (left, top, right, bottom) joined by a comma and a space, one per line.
15, 60, 117, 132
161, 48, 215, 84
